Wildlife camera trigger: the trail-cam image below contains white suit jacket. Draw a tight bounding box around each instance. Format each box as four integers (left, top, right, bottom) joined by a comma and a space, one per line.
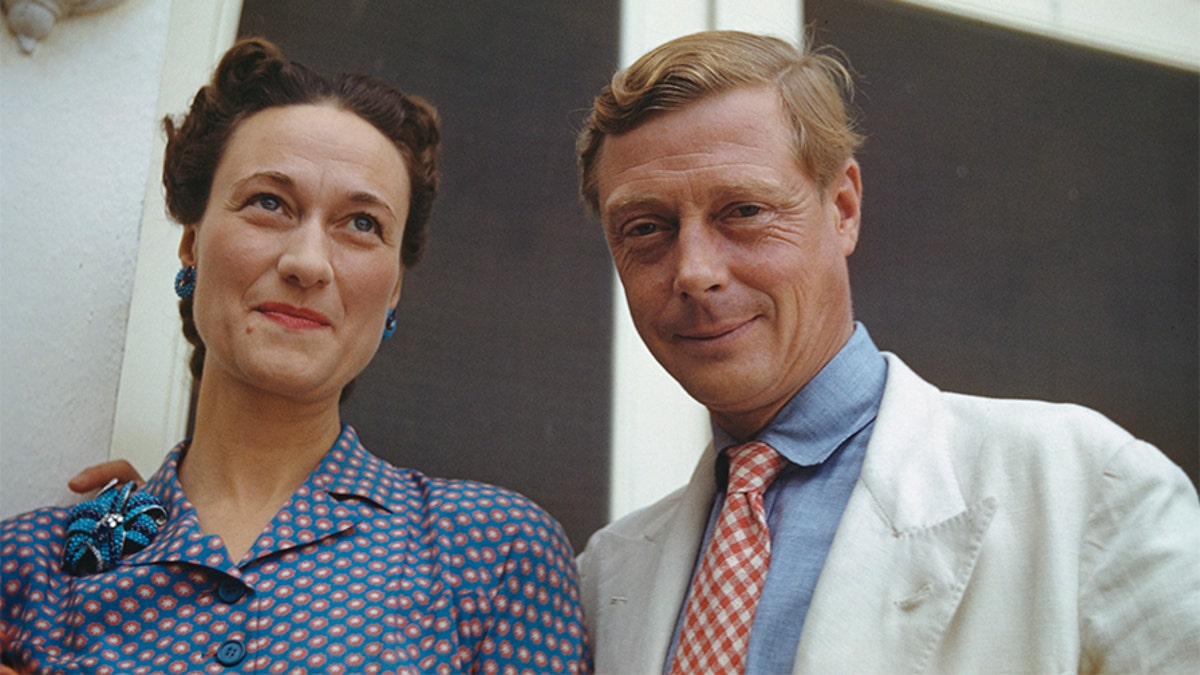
579, 354, 1200, 673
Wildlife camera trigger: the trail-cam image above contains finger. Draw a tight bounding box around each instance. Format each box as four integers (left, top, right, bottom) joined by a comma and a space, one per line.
67, 460, 144, 493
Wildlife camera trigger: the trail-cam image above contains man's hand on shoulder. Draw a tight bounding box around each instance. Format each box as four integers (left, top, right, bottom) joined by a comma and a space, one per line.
68, 460, 144, 494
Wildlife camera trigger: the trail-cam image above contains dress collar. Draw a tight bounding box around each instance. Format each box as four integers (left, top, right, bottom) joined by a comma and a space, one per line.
123, 424, 399, 573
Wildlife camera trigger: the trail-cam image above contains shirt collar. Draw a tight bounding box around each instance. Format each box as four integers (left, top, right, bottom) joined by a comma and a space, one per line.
711, 322, 887, 467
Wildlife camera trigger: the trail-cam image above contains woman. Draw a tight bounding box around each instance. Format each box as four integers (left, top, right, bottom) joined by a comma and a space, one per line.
0, 38, 590, 674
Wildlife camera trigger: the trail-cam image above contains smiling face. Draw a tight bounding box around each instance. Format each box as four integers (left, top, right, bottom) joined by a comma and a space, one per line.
595, 86, 863, 438
181, 104, 410, 406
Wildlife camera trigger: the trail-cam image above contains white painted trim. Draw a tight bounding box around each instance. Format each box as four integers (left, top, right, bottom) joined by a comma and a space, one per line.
108, 0, 243, 475
607, 0, 803, 522
895, 0, 1198, 72
715, 0, 802, 39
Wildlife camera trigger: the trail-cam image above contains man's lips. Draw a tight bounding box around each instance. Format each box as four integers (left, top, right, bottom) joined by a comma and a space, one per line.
256, 303, 332, 329
675, 317, 755, 342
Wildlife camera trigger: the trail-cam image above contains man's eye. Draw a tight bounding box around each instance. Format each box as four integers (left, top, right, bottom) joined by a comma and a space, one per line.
628, 222, 659, 237
732, 204, 762, 218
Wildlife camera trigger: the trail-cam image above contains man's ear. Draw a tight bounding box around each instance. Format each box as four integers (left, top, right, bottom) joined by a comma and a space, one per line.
830, 158, 862, 256
178, 226, 198, 266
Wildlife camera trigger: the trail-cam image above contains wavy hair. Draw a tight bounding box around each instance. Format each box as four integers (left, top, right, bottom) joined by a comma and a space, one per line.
578, 30, 863, 213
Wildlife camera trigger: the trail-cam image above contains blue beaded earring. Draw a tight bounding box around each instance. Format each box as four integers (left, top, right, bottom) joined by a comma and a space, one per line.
382, 309, 398, 341
174, 266, 196, 299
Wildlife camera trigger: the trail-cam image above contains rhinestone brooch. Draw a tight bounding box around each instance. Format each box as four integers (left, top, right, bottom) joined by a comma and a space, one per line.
62, 479, 167, 575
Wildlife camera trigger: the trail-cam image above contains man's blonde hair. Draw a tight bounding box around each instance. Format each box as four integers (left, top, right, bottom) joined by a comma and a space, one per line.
578, 30, 864, 213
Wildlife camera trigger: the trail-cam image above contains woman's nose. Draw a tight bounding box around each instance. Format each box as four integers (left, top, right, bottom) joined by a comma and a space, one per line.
277, 220, 333, 288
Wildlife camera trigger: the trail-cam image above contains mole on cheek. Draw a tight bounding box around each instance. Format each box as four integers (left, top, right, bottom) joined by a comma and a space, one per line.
246, 326, 254, 334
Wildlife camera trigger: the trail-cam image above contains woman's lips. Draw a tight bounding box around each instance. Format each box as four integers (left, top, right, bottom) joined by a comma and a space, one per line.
256, 303, 332, 330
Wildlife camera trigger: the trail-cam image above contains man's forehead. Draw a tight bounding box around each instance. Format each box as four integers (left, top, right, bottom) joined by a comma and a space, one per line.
598, 144, 805, 213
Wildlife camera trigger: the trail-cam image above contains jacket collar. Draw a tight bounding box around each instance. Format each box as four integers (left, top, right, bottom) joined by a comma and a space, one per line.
585, 443, 716, 674
794, 354, 997, 672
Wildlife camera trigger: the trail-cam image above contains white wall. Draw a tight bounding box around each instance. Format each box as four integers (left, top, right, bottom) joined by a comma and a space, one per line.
0, 0, 241, 520
0, 0, 172, 519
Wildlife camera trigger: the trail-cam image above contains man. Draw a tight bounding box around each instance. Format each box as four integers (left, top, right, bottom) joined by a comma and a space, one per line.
576, 30, 1200, 673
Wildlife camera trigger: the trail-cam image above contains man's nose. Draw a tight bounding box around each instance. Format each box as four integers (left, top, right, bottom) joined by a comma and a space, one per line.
673, 221, 728, 297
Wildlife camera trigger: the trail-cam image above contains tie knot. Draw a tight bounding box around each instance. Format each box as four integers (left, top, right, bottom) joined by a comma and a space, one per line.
725, 441, 785, 495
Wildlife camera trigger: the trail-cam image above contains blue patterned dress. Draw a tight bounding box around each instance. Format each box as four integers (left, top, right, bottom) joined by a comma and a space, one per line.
1, 425, 591, 674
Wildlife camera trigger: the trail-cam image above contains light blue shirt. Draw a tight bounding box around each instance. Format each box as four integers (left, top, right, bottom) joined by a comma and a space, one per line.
665, 323, 887, 674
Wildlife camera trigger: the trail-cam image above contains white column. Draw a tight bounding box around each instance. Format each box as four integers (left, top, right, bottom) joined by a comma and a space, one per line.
108, 0, 243, 476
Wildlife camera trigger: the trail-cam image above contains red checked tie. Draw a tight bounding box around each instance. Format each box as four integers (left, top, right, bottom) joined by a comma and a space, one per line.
671, 441, 786, 674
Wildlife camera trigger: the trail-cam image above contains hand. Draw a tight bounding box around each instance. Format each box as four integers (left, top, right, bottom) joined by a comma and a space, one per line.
68, 460, 144, 494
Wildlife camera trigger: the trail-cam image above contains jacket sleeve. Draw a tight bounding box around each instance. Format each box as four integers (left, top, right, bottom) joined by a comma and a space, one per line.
1077, 438, 1200, 673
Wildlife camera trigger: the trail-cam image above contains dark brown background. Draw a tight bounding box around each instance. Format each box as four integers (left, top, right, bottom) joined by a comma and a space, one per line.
808, 0, 1198, 487
238, 0, 1198, 549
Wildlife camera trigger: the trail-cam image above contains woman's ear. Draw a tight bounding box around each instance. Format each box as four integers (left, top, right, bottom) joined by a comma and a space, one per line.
389, 270, 404, 309
178, 226, 198, 266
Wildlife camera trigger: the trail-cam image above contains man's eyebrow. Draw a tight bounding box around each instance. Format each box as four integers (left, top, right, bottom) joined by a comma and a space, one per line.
708, 176, 794, 201
603, 177, 794, 217
602, 193, 667, 219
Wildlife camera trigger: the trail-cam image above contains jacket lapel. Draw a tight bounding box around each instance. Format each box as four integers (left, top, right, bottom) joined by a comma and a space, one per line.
590, 447, 716, 674
794, 355, 997, 673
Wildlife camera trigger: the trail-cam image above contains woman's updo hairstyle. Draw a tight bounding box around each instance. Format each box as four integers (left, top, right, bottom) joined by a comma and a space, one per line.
163, 37, 440, 383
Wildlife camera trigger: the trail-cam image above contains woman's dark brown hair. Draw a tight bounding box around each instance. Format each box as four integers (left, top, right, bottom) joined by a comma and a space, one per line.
164, 37, 440, 385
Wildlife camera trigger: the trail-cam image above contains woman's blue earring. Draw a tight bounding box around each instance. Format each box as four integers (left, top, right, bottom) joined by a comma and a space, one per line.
174, 266, 196, 299
382, 309, 398, 341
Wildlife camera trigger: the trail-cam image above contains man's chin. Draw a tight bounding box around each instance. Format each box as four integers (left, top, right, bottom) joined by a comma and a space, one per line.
675, 373, 763, 412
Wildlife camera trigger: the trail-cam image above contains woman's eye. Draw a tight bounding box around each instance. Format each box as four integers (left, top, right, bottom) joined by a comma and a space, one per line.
352, 214, 380, 234
253, 194, 283, 211
732, 204, 762, 218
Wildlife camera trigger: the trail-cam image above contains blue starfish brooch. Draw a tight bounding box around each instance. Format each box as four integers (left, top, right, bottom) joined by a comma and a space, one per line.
62, 479, 167, 575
